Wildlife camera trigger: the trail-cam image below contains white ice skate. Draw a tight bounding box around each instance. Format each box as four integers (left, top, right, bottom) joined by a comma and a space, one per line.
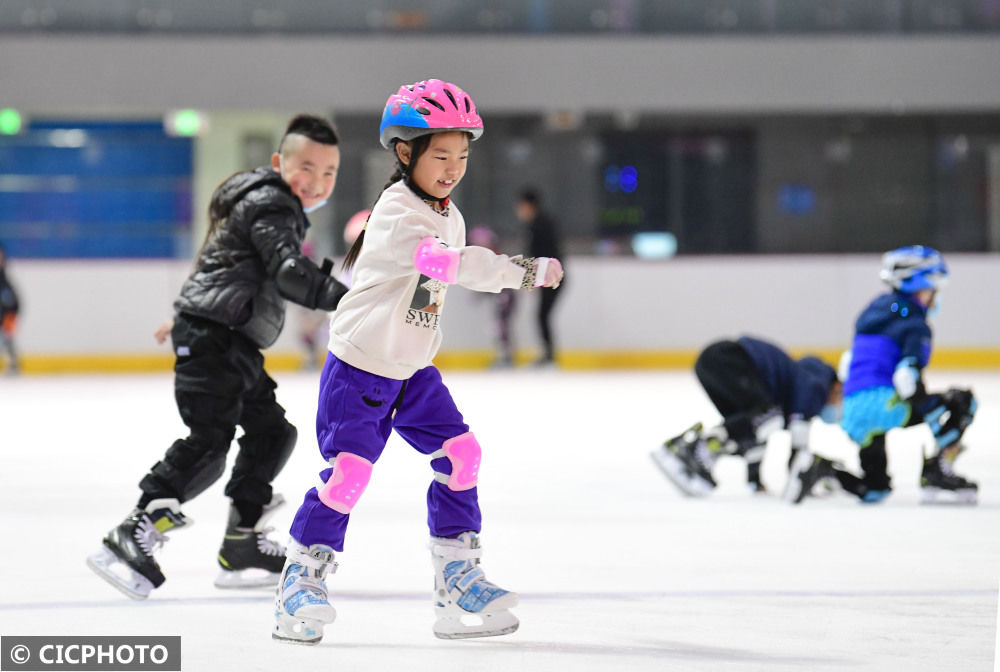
215, 494, 287, 589
429, 531, 519, 640
272, 541, 338, 645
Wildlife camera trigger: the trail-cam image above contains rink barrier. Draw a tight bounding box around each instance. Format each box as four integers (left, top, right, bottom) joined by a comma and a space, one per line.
9, 347, 1000, 375
436, 348, 1000, 370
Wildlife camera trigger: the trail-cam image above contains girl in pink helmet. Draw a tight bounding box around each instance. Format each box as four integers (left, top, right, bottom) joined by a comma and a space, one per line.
273, 79, 563, 644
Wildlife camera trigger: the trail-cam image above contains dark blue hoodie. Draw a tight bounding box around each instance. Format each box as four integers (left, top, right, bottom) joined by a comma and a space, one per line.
737, 336, 837, 420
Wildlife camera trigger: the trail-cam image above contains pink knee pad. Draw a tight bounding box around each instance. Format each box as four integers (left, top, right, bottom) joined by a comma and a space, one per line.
431, 432, 481, 492
413, 236, 460, 284
317, 452, 373, 514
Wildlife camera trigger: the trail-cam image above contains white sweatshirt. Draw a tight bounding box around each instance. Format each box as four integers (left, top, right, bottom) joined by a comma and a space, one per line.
328, 181, 528, 379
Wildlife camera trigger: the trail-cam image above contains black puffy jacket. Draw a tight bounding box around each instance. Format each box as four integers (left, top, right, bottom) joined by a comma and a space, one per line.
174, 167, 307, 348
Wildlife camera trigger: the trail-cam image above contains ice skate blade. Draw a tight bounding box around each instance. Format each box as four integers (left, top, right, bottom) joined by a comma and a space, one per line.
920, 487, 978, 506
650, 449, 713, 497
272, 609, 332, 645
86, 547, 154, 600
811, 476, 840, 498
433, 610, 519, 640
271, 633, 321, 646
214, 568, 281, 589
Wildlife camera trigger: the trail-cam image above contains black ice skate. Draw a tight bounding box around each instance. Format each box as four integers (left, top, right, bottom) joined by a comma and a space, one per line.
920, 451, 978, 505
784, 450, 837, 504
86, 498, 190, 600
216, 494, 287, 589
651, 423, 718, 497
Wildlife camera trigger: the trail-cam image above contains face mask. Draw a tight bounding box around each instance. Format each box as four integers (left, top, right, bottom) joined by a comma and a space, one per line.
819, 403, 841, 424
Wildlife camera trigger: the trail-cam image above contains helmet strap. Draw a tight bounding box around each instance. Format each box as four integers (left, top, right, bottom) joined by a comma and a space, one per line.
403, 172, 449, 205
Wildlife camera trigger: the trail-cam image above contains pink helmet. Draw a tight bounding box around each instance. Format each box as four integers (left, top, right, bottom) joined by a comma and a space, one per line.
379, 79, 484, 149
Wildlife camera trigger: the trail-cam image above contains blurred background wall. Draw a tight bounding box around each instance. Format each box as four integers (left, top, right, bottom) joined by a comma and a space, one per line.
1, 0, 999, 371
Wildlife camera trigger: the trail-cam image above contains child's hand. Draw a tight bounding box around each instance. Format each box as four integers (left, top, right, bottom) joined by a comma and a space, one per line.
892, 358, 919, 399
153, 319, 174, 345
512, 255, 564, 289
538, 257, 563, 289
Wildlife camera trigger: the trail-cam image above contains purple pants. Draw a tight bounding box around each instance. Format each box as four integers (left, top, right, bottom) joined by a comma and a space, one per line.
289, 355, 481, 551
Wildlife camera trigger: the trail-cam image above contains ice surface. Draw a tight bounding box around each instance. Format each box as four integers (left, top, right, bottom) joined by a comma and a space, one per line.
1, 368, 997, 671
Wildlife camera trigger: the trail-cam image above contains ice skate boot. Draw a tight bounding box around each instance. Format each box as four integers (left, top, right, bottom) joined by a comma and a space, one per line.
86, 498, 190, 600
215, 494, 287, 589
860, 488, 891, 504
273, 541, 338, 645
650, 423, 720, 497
430, 531, 519, 639
784, 451, 837, 504
920, 450, 978, 505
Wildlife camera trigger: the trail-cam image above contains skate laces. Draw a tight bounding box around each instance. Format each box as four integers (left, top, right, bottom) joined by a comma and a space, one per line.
693, 441, 716, 472
133, 515, 169, 557
253, 528, 285, 557
938, 454, 956, 477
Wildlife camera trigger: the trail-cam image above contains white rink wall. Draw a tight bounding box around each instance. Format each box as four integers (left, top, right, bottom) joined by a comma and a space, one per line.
7, 253, 1000, 360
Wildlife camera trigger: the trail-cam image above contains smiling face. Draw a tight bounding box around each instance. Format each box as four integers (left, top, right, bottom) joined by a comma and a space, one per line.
398, 131, 469, 201
272, 134, 340, 211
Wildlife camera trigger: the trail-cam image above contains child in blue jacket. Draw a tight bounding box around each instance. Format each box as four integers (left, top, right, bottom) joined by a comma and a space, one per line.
790, 246, 977, 505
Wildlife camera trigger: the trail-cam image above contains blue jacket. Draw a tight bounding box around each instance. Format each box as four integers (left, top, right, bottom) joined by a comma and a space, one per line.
842, 291, 931, 396
737, 336, 836, 420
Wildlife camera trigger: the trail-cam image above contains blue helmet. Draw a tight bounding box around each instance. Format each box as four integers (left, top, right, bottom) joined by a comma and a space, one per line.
879, 245, 948, 293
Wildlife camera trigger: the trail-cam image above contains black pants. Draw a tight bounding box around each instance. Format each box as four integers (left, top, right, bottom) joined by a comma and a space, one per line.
537, 282, 563, 361
138, 314, 296, 522
694, 340, 774, 447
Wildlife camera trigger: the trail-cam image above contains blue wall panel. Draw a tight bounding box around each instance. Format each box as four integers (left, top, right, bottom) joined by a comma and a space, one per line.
0, 120, 192, 258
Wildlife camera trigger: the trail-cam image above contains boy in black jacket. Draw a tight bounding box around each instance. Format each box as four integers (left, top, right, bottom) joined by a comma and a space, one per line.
88, 115, 348, 600
652, 336, 842, 497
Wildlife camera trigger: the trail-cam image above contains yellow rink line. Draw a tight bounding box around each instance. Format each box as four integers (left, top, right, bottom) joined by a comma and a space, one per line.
8, 348, 1000, 375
